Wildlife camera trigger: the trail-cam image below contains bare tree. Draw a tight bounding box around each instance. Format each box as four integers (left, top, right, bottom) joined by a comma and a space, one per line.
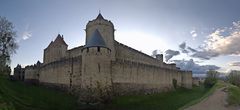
0, 16, 18, 74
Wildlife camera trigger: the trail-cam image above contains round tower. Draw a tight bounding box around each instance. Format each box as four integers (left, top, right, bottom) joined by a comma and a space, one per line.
85, 13, 115, 60
81, 29, 112, 102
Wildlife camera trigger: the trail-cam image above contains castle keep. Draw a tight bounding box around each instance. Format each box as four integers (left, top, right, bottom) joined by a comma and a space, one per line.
23, 14, 192, 101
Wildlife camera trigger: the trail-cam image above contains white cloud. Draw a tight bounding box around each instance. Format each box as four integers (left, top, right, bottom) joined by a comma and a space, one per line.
204, 21, 240, 55
187, 20, 240, 60
190, 30, 195, 34
172, 59, 220, 74
190, 30, 197, 39
192, 33, 197, 37
228, 61, 240, 67
20, 24, 32, 41
22, 31, 32, 40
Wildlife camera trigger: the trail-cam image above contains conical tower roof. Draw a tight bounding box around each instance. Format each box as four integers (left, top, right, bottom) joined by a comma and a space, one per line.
96, 13, 104, 19
85, 29, 108, 48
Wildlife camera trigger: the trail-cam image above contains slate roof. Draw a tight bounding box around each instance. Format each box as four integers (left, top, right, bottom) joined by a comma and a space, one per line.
96, 13, 104, 19
85, 29, 107, 48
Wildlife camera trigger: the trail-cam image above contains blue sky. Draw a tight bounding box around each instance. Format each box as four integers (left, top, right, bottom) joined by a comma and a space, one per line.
1, 0, 240, 74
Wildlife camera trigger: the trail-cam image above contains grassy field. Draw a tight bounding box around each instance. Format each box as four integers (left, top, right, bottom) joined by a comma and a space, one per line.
105, 86, 210, 110
0, 74, 216, 110
0, 75, 78, 110
227, 84, 240, 106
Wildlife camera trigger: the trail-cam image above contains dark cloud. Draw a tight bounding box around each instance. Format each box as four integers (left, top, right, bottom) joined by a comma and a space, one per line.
190, 50, 219, 60
179, 42, 186, 49
173, 59, 220, 74
165, 49, 180, 61
187, 46, 198, 52
151, 50, 162, 57
179, 42, 189, 53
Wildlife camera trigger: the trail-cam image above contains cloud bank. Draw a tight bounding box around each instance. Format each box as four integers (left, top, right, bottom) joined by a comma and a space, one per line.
228, 61, 240, 67
180, 20, 240, 60
172, 59, 220, 74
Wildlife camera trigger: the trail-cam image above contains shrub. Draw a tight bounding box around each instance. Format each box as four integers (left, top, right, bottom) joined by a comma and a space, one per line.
172, 79, 177, 89
204, 77, 217, 88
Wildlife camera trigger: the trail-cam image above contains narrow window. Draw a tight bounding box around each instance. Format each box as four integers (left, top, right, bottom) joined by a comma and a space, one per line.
97, 47, 100, 52
98, 63, 100, 72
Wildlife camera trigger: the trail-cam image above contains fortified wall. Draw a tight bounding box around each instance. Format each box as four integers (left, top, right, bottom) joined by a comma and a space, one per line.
21, 13, 192, 102
112, 41, 192, 95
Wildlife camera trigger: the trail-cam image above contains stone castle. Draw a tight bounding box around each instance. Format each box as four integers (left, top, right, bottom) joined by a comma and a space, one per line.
18, 14, 192, 102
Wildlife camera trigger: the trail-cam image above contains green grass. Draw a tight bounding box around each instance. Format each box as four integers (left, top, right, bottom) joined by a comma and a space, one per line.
0, 74, 219, 110
227, 84, 240, 106
0, 75, 78, 110
105, 86, 211, 110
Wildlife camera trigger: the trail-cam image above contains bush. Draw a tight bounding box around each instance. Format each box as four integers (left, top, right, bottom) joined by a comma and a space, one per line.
172, 79, 177, 89
204, 77, 217, 88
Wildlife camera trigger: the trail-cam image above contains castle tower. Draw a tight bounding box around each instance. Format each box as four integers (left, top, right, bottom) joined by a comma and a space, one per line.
85, 13, 115, 60
43, 34, 68, 64
81, 29, 112, 102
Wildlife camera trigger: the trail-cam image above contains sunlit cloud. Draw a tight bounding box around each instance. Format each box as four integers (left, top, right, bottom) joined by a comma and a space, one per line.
181, 20, 240, 60
228, 61, 240, 67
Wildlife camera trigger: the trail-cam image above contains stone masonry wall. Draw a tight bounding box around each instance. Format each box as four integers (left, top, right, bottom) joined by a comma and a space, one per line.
115, 41, 163, 66
111, 59, 190, 95
181, 71, 192, 88
24, 67, 39, 83
39, 56, 82, 91
67, 46, 83, 58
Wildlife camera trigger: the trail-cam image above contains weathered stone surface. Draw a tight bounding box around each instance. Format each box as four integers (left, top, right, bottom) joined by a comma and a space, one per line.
21, 14, 192, 102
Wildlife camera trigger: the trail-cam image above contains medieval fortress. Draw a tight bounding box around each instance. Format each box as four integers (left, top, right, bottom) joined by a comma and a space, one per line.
20, 14, 192, 101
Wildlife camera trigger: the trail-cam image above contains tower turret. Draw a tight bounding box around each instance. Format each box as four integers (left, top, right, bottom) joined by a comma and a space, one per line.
85, 13, 115, 60
81, 29, 112, 102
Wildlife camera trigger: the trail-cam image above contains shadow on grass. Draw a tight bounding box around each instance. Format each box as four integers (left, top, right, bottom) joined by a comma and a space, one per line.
0, 75, 78, 110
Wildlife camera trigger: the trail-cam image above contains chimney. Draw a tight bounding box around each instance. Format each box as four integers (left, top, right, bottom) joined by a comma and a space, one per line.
156, 54, 163, 62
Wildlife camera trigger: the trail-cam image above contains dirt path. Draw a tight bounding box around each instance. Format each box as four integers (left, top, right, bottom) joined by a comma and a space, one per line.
185, 86, 239, 110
